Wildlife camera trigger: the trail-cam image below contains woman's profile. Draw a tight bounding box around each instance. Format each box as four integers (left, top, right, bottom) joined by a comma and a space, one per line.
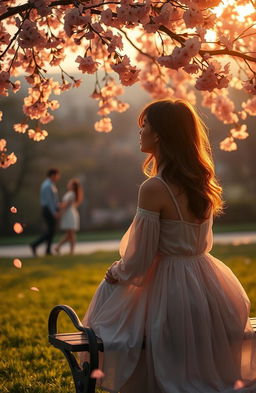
55, 178, 83, 255
81, 100, 256, 393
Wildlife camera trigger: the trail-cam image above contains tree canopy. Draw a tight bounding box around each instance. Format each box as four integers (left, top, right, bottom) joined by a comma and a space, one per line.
0, 0, 256, 167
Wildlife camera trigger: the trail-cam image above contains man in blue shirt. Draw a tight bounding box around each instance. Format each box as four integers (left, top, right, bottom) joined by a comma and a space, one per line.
30, 168, 60, 256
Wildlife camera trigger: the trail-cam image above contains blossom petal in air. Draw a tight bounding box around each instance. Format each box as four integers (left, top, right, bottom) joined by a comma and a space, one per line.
91, 369, 105, 379
13, 258, 22, 268
13, 222, 23, 234
10, 206, 17, 213
233, 379, 245, 390
30, 286, 39, 292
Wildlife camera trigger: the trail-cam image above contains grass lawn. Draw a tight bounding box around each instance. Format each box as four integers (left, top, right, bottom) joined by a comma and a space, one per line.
1, 245, 256, 393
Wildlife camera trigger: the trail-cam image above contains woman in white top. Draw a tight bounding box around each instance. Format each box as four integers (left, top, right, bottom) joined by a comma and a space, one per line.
81, 99, 256, 393
55, 178, 83, 254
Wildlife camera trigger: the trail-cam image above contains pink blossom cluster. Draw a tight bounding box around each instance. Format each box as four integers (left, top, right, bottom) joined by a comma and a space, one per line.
0, 24, 10, 47
209, 95, 238, 124
242, 97, 256, 116
220, 136, 237, 152
158, 38, 201, 70
100, 9, 123, 28
23, 79, 61, 126
28, 127, 48, 141
29, 0, 52, 17
92, 79, 129, 129
18, 19, 46, 49
111, 55, 140, 86
13, 123, 29, 133
64, 8, 90, 37
153, 3, 181, 30
0, 139, 17, 168
75, 55, 99, 74
0, 71, 10, 96
230, 124, 248, 140
0, 139, 6, 151
94, 117, 112, 133
195, 64, 230, 92
116, 3, 150, 25
244, 80, 256, 95
99, 83, 127, 110
103, 31, 123, 54
183, 6, 204, 28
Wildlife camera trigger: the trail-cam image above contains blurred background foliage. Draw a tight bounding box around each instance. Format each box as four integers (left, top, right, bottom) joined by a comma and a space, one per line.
1, 74, 256, 236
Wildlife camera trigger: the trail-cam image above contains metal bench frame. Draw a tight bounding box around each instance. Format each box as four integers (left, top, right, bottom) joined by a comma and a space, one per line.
48, 304, 256, 393
48, 305, 103, 393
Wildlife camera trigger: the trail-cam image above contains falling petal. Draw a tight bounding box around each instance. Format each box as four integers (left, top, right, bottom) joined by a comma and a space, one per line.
91, 369, 105, 379
17, 293, 24, 299
10, 206, 17, 213
13, 222, 23, 234
234, 380, 245, 390
30, 286, 39, 292
13, 258, 22, 268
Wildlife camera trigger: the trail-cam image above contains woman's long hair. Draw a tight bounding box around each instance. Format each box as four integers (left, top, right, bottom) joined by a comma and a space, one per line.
138, 99, 224, 219
71, 179, 84, 207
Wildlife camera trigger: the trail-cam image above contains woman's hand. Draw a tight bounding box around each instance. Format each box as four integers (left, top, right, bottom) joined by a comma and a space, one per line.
105, 267, 118, 284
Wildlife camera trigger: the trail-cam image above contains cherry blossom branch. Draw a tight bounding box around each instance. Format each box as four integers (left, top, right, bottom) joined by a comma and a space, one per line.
233, 23, 256, 43
118, 28, 155, 61
159, 26, 256, 63
0, 0, 118, 21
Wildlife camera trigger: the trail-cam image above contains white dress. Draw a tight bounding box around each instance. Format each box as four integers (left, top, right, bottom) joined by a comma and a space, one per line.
60, 191, 79, 231
82, 176, 256, 393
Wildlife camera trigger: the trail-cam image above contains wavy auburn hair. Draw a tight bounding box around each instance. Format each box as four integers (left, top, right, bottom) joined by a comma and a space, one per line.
70, 179, 84, 206
138, 99, 223, 219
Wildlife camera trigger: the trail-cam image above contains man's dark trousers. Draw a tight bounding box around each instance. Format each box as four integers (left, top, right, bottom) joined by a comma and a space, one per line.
32, 207, 56, 254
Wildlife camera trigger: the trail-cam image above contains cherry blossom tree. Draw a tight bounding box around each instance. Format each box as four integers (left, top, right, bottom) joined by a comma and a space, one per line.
0, 0, 256, 168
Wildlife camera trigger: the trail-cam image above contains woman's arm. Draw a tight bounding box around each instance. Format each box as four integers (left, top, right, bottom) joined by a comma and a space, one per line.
105, 178, 162, 285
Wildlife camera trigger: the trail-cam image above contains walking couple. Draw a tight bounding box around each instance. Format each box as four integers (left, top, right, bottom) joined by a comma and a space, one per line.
30, 169, 83, 256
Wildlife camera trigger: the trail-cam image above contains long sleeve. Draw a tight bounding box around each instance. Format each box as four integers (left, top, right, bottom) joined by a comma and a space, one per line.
110, 207, 160, 286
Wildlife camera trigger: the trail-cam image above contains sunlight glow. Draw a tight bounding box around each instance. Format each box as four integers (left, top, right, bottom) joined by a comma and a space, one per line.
236, 4, 255, 22
212, 0, 255, 20
204, 29, 217, 43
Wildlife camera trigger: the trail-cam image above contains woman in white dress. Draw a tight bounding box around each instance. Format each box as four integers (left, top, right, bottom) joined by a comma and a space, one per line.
81, 99, 256, 393
55, 178, 83, 254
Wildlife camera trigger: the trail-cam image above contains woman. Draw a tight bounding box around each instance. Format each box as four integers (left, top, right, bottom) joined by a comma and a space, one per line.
55, 178, 83, 254
82, 100, 256, 393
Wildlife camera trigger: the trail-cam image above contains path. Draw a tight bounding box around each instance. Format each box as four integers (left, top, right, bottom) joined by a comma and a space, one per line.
1, 231, 256, 258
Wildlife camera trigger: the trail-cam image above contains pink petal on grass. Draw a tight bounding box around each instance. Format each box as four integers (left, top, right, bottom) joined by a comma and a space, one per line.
30, 286, 39, 292
234, 380, 245, 389
13, 222, 23, 234
91, 369, 105, 379
10, 206, 17, 213
13, 258, 22, 268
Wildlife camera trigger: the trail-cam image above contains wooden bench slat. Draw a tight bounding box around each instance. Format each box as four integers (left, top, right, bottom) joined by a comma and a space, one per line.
49, 332, 104, 352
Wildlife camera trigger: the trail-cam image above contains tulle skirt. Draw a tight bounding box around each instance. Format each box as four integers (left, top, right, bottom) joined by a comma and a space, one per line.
82, 253, 256, 393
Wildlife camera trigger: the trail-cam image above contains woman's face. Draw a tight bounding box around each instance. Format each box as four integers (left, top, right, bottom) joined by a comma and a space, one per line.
139, 116, 159, 154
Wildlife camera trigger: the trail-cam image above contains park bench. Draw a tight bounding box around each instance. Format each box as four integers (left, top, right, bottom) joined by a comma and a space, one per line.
48, 304, 256, 393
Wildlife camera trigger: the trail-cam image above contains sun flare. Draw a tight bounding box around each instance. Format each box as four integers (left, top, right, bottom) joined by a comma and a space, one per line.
212, 0, 255, 21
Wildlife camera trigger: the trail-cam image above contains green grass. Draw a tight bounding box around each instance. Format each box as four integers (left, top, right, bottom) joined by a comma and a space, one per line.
1, 245, 256, 393
1, 221, 256, 246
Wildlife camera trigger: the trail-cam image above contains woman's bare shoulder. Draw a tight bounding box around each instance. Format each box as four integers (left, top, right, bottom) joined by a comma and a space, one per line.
140, 176, 168, 193
138, 177, 167, 212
